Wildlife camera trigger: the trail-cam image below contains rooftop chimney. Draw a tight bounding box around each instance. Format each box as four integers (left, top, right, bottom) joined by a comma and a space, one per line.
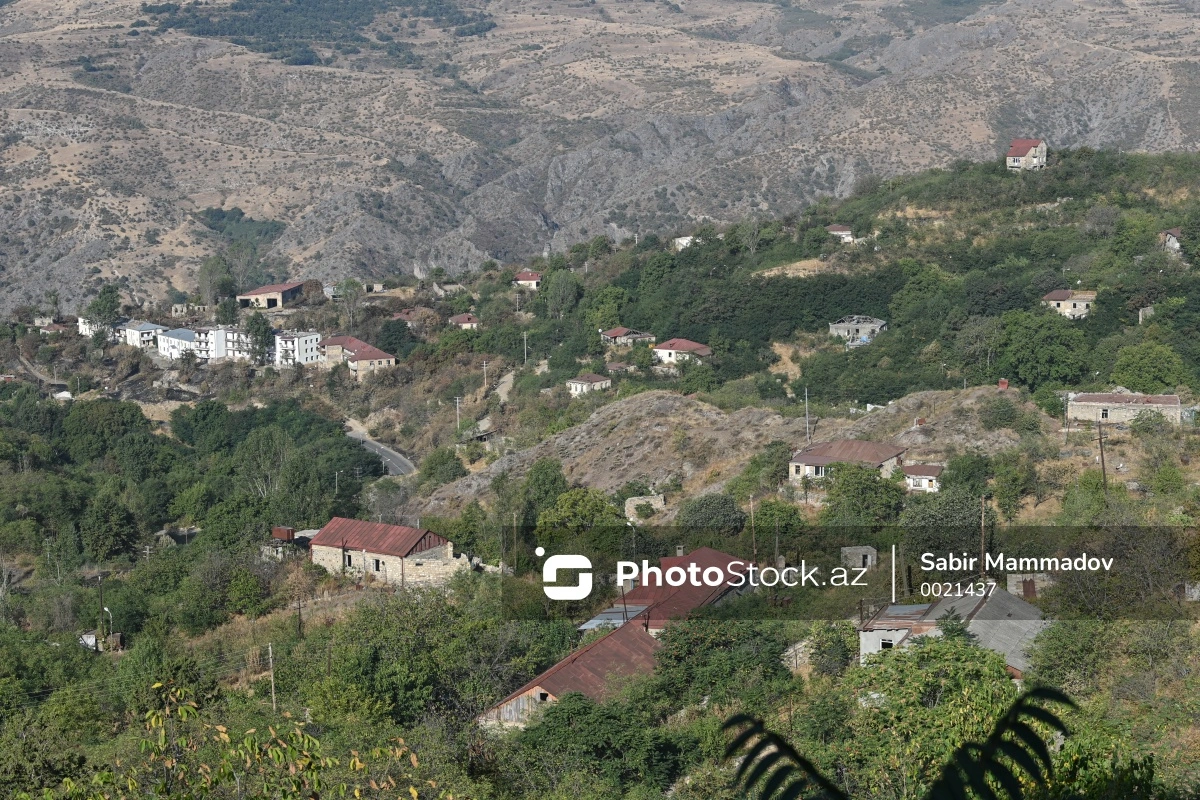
676, 544, 685, 557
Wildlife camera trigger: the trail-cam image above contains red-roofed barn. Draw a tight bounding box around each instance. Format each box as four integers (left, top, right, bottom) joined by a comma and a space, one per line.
237, 281, 305, 309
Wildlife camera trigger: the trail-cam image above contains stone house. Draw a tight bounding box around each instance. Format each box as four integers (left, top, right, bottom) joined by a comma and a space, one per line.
1066, 391, 1182, 425
318, 335, 396, 381
566, 373, 611, 396
237, 281, 305, 309
600, 326, 656, 346
1160, 228, 1182, 254
828, 316, 886, 346
309, 517, 469, 587
1006, 138, 1047, 171
1042, 289, 1096, 320
789, 439, 906, 482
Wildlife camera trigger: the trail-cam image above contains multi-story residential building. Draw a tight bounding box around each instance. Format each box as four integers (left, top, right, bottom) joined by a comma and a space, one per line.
275, 331, 321, 367
117, 320, 167, 349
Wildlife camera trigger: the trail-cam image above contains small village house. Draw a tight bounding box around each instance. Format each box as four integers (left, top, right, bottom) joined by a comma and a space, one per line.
1067, 391, 1182, 425
1006, 138, 1047, 171
448, 313, 480, 330
828, 315, 886, 346
319, 335, 396, 381
513, 270, 543, 290
308, 517, 469, 587
672, 236, 694, 252
789, 439, 906, 482
652, 337, 712, 364
903, 464, 943, 493
1160, 228, 1182, 254
274, 331, 322, 367
118, 320, 167, 349
237, 281, 305, 309
825, 224, 854, 243
39, 323, 70, 335
600, 326, 656, 346
841, 546, 878, 570
859, 589, 1047, 678
566, 373, 611, 396
1042, 289, 1095, 320
77, 316, 127, 342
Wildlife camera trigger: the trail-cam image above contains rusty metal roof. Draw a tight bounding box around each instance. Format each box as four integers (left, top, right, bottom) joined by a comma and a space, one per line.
240, 281, 304, 296
309, 517, 449, 558
903, 464, 944, 477
494, 618, 661, 706
790, 439, 906, 468
1070, 392, 1179, 406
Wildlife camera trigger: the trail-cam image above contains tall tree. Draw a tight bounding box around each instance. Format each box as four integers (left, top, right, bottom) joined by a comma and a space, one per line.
245, 311, 273, 365
84, 284, 121, 327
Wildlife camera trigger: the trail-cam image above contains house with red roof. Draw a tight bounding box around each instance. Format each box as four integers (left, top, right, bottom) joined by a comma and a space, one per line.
789, 439, 906, 482
652, 337, 712, 365
479, 546, 746, 727
318, 335, 396, 382
825, 224, 854, 243
600, 326, 656, 346
513, 270, 543, 290
1042, 288, 1095, 320
309, 517, 469, 586
1006, 138, 1046, 171
448, 312, 480, 330
236, 281, 305, 309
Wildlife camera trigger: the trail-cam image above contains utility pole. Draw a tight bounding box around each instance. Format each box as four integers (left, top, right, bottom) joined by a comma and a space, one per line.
980, 495, 987, 576
295, 595, 303, 639
482, 360, 489, 388
96, 575, 104, 650
804, 387, 811, 444
334, 470, 344, 496
143, 544, 151, 562
1097, 421, 1108, 494
268, 643, 277, 713
523, 332, 528, 366
749, 495, 756, 564
454, 397, 462, 430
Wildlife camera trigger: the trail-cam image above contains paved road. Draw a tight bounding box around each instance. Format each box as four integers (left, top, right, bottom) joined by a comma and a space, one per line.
344, 419, 416, 476
18, 355, 67, 386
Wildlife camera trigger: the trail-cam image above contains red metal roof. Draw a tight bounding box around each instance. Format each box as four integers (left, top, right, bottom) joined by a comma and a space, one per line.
494, 619, 661, 706
825, 224, 852, 233
624, 547, 745, 629
309, 517, 449, 558
903, 464, 944, 478
653, 338, 712, 356
1007, 138, 1043, 157
601, 326, 632, 337
240, 281, 304, 296
449, 313, 479, 324
1042, 289, 1073, 301
790, 439, 906, 468
514, 271, 542, 281
1162, 227, 1182, 238
318, 335, 394, 362
1070, 393, 1180, 406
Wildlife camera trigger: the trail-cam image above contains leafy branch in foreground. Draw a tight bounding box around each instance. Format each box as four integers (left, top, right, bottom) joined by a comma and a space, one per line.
724, 687, 1075, 800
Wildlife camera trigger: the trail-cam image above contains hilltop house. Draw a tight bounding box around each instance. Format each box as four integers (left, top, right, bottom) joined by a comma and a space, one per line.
567, 373, 611, 396
829, 316, 886, 346
789, 439, 906, 482
600, 327, 656, 347
309, 517, 469, 587
513, 270, 543, 290
1042, 289, 1096, 320
237, 281, 305, 309
1160, 228, 1182, 254
1067, 391, 1182, 425
319, 335, 395, 381
825, 224, 854, 243
652, 337, 712, 364
117, 320, 166, 349
1006, 138, 1047, 171
859, 589, 1047, 678
903, 464, 943, 493
274, 331, 321, 367
449, 313, 480, 330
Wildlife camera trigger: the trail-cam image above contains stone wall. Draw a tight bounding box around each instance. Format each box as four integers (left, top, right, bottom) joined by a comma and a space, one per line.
624, 494, 666, 522
311, 542, 469, 587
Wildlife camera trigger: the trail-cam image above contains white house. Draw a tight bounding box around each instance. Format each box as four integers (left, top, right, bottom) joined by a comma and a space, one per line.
157, 328, 200, 361
567, 373, 612, 396
275, 331, 321, 366
789, 439, 906, 482
903, 464, 943, 493
1160, 228, 1182, 254
513, 270, 543, 290
118, 320, 167, 349
1042, 289, 1096, 320
77, 316, 127, 342
600, 327, 656, 347
652, 337, 712, 364
829, 316, 886, 346
825, 224, 854, 243
449, 313, 480, 330
1006, 138, 1047, 171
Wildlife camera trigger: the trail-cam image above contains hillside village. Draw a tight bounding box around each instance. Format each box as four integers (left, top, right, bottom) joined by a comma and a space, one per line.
2, 148, 1200, 797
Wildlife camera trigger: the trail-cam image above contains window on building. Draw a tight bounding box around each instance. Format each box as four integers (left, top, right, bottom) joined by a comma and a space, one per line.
813, 466, 825, 477
537, 692, 549, 702
880, 639, 894, 649
1101, 409, 1109, 419
373, 559, 381, 572
344, 553, 352, 567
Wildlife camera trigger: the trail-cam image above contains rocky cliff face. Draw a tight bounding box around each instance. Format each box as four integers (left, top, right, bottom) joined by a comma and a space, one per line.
1, 0, 1198, 315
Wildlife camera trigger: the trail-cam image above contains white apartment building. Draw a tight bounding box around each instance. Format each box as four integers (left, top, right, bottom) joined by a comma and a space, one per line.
118, 320, 167, 349
275, 331, 322, 367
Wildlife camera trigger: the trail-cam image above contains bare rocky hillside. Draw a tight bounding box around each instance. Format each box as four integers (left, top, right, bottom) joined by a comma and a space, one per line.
408, 385, 1056, 516
3, 0, 1200, 314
